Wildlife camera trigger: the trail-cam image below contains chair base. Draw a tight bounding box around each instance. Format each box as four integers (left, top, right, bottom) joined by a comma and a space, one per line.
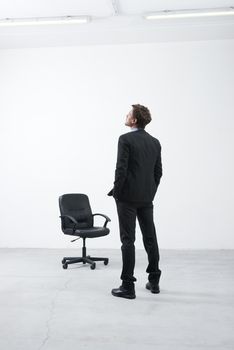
62, 255, 109, 270
62, 238, 109, 270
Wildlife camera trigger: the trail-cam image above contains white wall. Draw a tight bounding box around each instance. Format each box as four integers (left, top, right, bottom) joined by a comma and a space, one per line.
0, 39, 233, 249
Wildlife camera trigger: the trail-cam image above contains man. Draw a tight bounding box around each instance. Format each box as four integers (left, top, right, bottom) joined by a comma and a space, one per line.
108, 104, 163, 300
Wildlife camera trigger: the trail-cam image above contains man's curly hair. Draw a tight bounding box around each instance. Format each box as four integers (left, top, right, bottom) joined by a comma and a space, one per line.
132, 104, 152, 129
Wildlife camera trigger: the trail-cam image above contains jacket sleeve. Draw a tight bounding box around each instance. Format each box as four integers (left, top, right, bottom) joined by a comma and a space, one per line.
154, 143, 163, 190
113, 136, 130, 198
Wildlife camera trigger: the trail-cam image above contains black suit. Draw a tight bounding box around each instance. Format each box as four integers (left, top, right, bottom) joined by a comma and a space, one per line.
108, 129, 162, 289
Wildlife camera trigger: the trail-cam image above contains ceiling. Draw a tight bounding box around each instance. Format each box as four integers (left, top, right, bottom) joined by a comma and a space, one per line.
0, 0, 234, 49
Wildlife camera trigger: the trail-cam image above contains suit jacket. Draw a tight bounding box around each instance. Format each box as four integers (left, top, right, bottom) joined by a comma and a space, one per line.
108, 129, 162, 202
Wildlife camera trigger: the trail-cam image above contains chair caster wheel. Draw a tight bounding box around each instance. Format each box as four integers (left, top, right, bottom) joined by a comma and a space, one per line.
104, 259, 109, 265
90, 263, 96, 270
63, 263, 68, 269
62, 259, 66, 264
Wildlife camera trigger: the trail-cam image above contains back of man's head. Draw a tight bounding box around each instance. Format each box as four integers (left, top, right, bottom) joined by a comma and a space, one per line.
132, 104, 152, 129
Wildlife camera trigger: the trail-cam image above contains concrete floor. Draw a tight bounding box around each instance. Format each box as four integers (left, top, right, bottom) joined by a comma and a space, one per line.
0, 248, 233, 350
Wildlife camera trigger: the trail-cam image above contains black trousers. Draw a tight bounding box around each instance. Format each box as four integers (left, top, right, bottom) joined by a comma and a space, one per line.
116, 200, 161, 289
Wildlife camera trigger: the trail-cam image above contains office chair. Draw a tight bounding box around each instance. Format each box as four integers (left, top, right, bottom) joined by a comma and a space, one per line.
59, 193, 111, 270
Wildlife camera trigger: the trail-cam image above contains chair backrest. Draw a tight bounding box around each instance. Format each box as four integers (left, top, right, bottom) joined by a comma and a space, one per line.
59, 194, 93, 230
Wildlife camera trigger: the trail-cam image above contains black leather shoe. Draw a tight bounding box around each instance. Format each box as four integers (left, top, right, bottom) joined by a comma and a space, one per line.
146, 281, 160, 294
111, 286, 136, 299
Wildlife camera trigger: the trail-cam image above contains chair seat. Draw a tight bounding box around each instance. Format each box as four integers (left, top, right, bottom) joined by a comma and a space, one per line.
64, 226, 110, 238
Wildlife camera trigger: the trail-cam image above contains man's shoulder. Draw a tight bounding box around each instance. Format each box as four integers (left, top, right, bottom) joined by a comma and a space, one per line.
119, 131, 134, 140
119, 129, 147, 140
118, 132, 136, 145
119, 130, 161, 147
149, 134, 161, 147
144, 131, 161, 147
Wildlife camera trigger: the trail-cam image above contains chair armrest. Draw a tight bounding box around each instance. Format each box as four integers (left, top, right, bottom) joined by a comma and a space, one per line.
59, 215, 78, 224
59, 215, 79, 232
92, 213, 111, 228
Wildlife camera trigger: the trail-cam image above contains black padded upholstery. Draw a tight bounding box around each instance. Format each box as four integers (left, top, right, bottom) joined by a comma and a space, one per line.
59, 193, 111, 270
59, 193, 93, 230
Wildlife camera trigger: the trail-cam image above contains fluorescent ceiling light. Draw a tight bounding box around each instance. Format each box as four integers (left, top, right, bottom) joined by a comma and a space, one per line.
0, 16, 90, 27
144, 7, 234, 20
